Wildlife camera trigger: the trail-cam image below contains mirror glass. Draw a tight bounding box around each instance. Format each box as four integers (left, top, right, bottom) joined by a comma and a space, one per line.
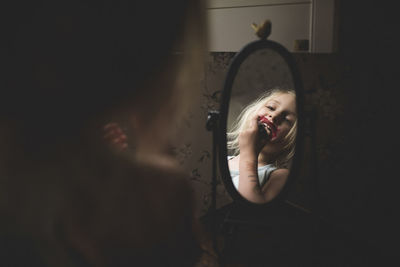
226, 48, 297, 204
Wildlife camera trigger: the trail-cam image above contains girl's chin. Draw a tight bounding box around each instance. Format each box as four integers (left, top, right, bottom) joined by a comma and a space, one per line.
260, 146, 281, 156
263, 139, 283, 150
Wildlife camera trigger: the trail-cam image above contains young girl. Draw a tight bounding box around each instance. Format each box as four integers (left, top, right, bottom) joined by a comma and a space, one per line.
227, 88, 297, 204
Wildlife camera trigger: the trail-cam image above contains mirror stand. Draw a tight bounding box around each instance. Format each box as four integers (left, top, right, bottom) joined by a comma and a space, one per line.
201, 19, 318, 265
203, 108, 315, 266
205, 107, 313, 266
205, 110, 221, 259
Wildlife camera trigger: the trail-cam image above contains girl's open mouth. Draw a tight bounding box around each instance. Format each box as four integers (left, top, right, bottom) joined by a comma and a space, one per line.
258, 116, 278, 138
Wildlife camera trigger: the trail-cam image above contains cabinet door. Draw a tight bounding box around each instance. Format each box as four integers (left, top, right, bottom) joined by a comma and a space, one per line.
207, 3, 311, 52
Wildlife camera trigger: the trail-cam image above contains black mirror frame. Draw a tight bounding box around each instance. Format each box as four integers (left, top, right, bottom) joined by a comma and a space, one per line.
218, 38, 305, 209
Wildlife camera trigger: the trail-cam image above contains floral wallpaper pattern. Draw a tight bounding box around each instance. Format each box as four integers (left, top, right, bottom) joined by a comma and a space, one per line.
173, 52, 236, 217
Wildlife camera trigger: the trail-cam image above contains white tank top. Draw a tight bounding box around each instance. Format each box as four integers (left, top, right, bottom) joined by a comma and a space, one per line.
228, 156, 278, 189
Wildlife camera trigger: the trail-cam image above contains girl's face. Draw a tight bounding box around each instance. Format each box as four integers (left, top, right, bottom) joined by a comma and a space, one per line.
256, 92, 296, 146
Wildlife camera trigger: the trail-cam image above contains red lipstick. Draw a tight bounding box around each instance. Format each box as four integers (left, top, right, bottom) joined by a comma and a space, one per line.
258, 116, 278, 138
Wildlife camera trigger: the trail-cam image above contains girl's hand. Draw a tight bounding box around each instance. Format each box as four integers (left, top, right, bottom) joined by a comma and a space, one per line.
238, 115, 269, 156
103, 122, 128, 151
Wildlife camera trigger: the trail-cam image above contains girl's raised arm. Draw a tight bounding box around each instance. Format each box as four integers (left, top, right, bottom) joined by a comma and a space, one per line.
238, 115, 270, 203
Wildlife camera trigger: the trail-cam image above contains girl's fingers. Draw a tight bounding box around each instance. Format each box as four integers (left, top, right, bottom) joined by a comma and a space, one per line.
103, 130, 116, 140
112, 135, 127, 144
248, 115, 260, 130
102, 122, 128, 150
111, 138, 128, 150
103, 122, 119, 130
103, 131, 125, 140
103, 125, 125, 139
103, 123, 123, 134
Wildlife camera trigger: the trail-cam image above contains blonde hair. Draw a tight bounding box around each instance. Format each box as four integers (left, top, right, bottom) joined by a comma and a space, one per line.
128, 0, 207, 153
227, 88, 297, 168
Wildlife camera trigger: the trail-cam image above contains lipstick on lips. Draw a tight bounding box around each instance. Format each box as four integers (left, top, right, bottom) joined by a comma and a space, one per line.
258, 116, 278, 138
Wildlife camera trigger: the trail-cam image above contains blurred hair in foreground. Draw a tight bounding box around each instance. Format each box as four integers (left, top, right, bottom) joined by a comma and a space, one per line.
0, 0, 208, 266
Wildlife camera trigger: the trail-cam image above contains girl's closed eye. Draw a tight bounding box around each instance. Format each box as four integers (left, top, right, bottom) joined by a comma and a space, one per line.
266, 105, 275, 110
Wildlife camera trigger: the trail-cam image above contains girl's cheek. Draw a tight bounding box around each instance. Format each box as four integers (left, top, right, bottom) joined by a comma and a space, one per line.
276, 127, 288, 138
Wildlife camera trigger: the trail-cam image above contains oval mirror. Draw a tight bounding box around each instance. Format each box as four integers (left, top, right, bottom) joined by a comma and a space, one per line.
218, 37, 304, 206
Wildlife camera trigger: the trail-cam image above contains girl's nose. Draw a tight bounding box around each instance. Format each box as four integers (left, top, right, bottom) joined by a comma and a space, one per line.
268, 113, 276, 121
268, 112, 280, 124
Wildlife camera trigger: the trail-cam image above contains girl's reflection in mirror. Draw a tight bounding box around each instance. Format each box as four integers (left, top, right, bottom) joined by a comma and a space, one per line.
228, 88, 297, 203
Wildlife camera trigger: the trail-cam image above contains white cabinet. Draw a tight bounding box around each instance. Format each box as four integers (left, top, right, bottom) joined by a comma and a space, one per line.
206, 0, 337, 53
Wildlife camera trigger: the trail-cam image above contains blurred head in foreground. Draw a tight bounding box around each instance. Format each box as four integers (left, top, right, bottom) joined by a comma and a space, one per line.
0, 0, 206, 266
